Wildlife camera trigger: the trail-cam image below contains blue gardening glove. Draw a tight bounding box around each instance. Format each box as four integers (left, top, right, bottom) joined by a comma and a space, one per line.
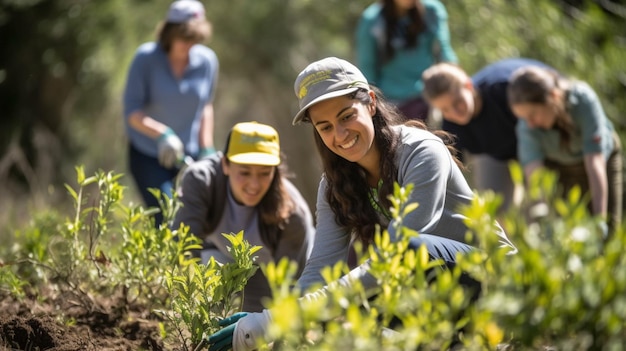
156, 127, 184, 169
198, 146, 217, 159
208, 312, 249, 351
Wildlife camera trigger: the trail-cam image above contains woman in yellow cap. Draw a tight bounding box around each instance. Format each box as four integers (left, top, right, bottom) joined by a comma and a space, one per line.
172, 121, 315, 312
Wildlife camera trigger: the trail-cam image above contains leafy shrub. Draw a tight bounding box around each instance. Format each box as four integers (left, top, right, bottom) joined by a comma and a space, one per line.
4, 164, 625, 350
256, 167, 624, 350
3, 166, 266, 350
159, 231, 260, 350
467, 164, 626, 350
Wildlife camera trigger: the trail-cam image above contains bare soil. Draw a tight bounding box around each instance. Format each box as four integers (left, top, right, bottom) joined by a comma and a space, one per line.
0, 288, 165, 351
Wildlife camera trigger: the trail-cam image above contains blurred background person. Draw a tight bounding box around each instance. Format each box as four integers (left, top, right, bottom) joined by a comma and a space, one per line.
422, 58, 553, 214
172, 121, 315, 312
355, 0, 457, 123
123, 0, 219, 225
508, 66, 622, 237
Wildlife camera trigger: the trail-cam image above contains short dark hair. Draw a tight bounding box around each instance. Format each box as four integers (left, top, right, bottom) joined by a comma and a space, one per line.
157, 19, 212, 52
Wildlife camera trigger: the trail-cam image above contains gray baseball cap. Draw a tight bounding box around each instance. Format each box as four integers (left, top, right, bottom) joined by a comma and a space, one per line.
166, 0, 205, 23
292, 57, 370, 125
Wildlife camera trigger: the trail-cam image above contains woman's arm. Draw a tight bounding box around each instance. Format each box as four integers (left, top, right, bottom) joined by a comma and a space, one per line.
123, 48, 170, 139
198, 52, 219, 155
198, 103, 215, 152
572, 82, 610, 218
295, 177, 352, 293
389, 135, 472, 243
583, 152, 608, 217
127, 111, 171, 139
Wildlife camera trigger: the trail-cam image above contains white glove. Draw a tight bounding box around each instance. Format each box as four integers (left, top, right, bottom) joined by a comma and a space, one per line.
232, 309, 272, 351
157, 128, 184, 169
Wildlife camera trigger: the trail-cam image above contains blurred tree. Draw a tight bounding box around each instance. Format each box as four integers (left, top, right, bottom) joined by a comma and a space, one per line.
0, 0, 623, 227
0, 0, 133, 196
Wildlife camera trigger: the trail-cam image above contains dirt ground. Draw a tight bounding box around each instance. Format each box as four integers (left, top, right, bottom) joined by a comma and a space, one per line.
0, 289, 166, 351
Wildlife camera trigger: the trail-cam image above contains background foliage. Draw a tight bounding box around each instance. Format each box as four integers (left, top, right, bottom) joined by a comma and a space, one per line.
0, 0, 624, 231
3, 167, 623, 349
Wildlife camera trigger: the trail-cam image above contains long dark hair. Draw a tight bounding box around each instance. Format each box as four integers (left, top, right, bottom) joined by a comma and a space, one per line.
507, 66, 574, 150
310, 87, 461, 243
381, 0, 427, 62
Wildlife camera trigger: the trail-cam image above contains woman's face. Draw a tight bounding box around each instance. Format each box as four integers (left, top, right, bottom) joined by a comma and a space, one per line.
170, 37, 195, 59
429, 87, 475, 125
308, 92, 378, 167
394, 0, 416, 10
511, 102, 557, 129
222, 161, 276, 207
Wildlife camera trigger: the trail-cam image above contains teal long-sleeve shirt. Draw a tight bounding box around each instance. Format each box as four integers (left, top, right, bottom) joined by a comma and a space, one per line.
517, 81, 617, 167
355, 0, 457, 103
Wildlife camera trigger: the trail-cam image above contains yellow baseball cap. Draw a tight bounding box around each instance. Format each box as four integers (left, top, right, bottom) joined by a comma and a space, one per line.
226, 122, 281, 166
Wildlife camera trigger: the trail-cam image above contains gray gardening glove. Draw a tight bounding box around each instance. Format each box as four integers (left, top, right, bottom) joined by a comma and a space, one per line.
232, 310, 271, 351
157, 128, 184, 169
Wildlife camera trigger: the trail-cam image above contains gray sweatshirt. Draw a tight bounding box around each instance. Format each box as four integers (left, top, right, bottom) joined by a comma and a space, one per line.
172, 153, 315, 311
297, 125, 515, 294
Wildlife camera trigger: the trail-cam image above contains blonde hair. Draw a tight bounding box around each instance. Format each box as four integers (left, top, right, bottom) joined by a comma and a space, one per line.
422, 63, 469, 102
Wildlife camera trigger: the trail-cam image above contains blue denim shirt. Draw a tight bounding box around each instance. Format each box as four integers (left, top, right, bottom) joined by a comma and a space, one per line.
123, 42, 218, 157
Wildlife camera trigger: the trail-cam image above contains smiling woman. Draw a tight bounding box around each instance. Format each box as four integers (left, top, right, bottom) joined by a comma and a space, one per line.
172, 121, 315, 312
207, 57, 517, 351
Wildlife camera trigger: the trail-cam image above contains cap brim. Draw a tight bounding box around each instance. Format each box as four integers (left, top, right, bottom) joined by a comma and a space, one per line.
292, 87, 360, 125
228, 153, 280, 166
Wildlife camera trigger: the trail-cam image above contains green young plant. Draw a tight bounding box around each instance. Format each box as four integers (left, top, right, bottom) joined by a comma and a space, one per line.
39, 166, 126, 309
262, 183, 478, 351
113, 192, 203, 307
8, 166, 201, 314
160, 260, 222, 350
158, 230, 261, 350
0, 265, 26, 300
150, 187, 183, 228
213, 231, 262, 314
8, 211, 61, 285
463, 164, 626, 350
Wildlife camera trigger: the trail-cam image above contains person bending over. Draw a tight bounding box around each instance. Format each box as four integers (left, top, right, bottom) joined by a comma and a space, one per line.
508, 66, 622, 237
422, 58, 554, 214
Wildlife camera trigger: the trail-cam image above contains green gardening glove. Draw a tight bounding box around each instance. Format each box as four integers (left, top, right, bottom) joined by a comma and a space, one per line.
207, 312, 249, 351
199, 146, 217, 159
